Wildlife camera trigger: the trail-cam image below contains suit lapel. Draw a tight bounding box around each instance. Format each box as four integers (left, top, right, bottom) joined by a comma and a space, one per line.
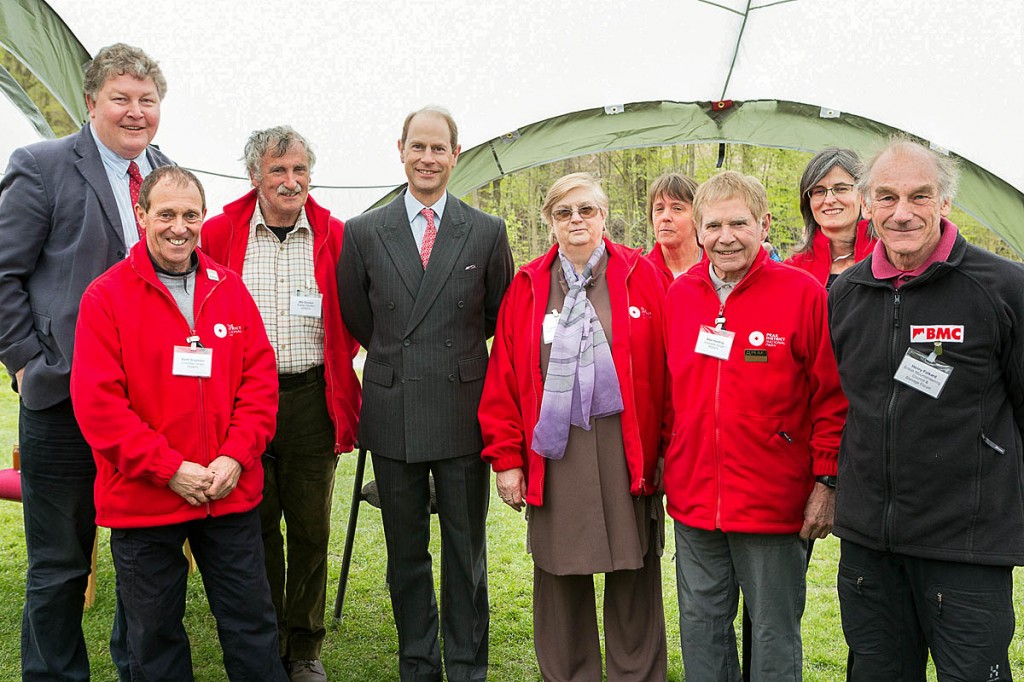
74, 125, 126, 248
379, 195, 425, 298
145, 145, 171, 170
405, 194, 470, 336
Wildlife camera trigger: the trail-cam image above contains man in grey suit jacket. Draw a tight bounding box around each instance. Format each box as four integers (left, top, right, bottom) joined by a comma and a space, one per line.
338, 106, 513, 682
0, 44, 172, 681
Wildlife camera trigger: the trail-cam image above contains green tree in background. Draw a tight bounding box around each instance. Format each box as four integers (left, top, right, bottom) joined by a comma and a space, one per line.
464, 143, 1015, 266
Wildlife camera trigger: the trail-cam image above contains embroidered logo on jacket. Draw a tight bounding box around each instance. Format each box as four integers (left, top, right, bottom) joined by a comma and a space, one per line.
749, 331, 786, 348
213, 323, 244, 338
628, 305, 652, 320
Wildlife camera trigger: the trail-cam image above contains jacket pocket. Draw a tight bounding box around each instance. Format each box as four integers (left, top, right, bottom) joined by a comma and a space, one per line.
837, 560, 886, 656
924, 582, 1014, 652
32, 311, 57, 363
981, 432, 1006, 455
458, 355, 489, 382
363, 359, 394, 387
452, 266, 485, 280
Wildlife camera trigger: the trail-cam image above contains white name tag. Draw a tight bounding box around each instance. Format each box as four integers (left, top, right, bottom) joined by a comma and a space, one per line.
894, 348, 952, 399
695, 325, 734, 360
290, 294, 323, 318
542, 309, 559, 345
172, 346, 213, 378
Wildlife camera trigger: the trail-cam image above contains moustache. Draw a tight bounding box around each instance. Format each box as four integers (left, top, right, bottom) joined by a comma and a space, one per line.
277, 184, 304, 197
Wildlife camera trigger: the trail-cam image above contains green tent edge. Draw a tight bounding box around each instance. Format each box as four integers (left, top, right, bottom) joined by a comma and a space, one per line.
3, 2, 1021, 255
0, 0, 90, 136
440, 101, 1024, 257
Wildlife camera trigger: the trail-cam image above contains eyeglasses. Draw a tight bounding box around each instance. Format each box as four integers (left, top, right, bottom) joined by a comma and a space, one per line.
552, 205, 599, 222
806, 183, 855, 201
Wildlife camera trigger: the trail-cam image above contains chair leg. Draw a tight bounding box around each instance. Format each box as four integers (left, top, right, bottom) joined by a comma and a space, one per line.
184, 539, 197, 574
84, 535, 98, 609
333, 447, 366, 621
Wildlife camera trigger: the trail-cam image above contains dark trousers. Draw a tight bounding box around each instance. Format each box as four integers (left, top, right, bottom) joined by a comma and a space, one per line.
372, 452, 490, 682
838, 539, 1014, 681
533, 541, 667, 682
260, 367, 337, 661
19, 398, 128, 681
110, 508, 287, 682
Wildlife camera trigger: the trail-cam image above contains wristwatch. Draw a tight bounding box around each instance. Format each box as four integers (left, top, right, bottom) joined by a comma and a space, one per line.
815, 475, 837, 489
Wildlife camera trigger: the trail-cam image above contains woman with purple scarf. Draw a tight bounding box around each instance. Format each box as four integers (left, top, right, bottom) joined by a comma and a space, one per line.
479, 173, 670, 681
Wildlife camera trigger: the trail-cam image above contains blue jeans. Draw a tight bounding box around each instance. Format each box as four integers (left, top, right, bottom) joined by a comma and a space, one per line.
111, 508, 287, 681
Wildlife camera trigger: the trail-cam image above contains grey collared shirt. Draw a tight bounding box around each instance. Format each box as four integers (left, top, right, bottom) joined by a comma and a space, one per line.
708, 263, 737, 304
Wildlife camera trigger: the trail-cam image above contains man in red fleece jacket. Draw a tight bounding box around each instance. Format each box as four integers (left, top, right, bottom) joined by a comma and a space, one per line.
71, 166, 286, 681
663, 170, 847, 681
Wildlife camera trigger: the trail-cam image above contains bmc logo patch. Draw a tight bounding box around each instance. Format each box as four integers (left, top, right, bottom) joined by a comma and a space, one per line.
910, 325, 964, 343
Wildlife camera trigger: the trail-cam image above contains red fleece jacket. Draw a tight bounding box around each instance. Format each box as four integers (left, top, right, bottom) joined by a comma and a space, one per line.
202, 191, 361, 453
663, 248, 847, 533
72, 242, 279, 529
479, 239, 670, 506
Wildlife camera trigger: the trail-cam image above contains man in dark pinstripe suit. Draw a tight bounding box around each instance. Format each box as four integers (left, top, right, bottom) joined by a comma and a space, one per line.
338, 106, 513, 682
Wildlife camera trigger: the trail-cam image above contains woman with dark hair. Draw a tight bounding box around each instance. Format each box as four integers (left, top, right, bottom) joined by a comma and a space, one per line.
646, 172, 701, 284
480, 172, 669, 681
786, 147, 876, 289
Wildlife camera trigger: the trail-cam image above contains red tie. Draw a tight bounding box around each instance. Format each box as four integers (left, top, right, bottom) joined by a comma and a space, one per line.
420, 207, 437, 268
128, 161, 144, 240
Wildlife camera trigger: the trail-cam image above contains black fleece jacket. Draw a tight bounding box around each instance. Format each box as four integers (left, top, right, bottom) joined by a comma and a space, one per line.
829, 230, 1024, 566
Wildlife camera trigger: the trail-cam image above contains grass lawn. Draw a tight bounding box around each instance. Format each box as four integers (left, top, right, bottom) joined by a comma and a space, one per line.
0, 385, 1022, 679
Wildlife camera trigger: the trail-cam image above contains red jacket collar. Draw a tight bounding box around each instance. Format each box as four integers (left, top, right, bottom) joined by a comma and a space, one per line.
519, 237, 642, 281
129, 239, 225, 298
788, 219, 875, 284
815, 219, 875, 262
648, 242, 668, 268
218, 189, 334, 234
209, 190, 335, 272
687, 239, 770, 290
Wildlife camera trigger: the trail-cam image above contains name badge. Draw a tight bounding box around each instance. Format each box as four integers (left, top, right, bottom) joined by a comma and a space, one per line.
894, 348, 952, 399
695, 325, 734, 360
744, 349, 768, 363
290, 294, 323, 318
172, 346, 213, 378
542, 309, 560, 345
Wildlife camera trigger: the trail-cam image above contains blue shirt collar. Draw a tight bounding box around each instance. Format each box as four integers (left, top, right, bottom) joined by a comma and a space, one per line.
404, 190, 447, 224
89, 124, 151, 174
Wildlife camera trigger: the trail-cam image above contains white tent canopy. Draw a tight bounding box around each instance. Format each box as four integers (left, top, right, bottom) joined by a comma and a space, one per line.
2, 0, 1022, 246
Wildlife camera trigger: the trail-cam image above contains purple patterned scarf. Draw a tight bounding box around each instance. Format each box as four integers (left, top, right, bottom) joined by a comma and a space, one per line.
532, 242, 624, 459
